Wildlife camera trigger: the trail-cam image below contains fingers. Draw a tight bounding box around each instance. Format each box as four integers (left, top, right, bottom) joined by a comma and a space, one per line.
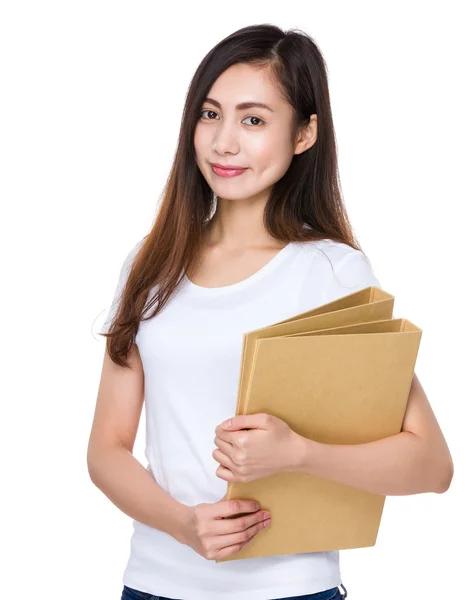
213, 498, 261, 519
212, 447, 236, 471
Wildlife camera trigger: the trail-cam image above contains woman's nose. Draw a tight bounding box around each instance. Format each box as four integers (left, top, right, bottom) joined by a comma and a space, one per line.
212, 124, 240, 154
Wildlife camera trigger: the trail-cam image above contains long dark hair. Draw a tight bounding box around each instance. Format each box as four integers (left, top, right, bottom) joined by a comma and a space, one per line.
101, 23, 369, 368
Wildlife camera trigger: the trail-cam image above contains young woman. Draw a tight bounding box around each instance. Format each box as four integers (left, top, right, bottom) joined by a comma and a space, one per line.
88, 24, 454, 600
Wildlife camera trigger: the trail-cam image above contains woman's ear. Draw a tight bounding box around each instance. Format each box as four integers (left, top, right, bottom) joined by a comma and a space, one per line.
293, 114, 318, 155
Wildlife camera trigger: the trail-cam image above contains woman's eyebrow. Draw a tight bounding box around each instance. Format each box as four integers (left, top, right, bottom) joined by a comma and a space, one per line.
203, 97, 275, 112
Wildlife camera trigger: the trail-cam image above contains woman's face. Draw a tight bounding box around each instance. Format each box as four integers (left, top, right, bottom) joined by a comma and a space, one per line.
194, 62, 309, 204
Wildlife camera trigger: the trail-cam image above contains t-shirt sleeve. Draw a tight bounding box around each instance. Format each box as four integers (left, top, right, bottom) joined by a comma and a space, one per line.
99, 237, 146, 335
320, 249, 382, 306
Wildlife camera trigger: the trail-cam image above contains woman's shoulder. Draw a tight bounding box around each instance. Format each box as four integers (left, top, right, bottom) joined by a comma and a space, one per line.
297, 238, 364, 268
298, 237, 380, 291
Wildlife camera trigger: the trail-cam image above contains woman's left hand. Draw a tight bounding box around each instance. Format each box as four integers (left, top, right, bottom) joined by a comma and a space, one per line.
213, 413, 303, 483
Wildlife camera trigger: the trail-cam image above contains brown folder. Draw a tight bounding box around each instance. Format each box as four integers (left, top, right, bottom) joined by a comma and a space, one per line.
216, 286, 422, 562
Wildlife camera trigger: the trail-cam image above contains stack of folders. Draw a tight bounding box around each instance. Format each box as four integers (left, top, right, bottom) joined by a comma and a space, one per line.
216, 286, 422, 563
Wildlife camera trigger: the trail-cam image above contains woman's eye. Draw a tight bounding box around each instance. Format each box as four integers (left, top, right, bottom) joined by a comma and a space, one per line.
199, 110, 264, 127
200, 109, 219, 120
242, 116, 265, 127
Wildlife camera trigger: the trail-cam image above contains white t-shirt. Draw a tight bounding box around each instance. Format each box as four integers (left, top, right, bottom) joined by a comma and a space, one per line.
100, 234, 381, 600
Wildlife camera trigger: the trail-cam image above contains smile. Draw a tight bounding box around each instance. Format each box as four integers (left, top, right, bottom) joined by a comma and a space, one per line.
211, 165, 248, 178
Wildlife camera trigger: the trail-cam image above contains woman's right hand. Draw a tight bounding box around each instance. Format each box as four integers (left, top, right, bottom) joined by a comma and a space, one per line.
181, 495, 271, 560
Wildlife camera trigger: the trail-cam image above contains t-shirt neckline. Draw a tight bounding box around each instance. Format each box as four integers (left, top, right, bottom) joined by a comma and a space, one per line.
182, 241, 298, 296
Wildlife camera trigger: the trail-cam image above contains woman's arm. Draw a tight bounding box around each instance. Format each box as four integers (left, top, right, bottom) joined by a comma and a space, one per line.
293, 372, 454, 496
87, 346, 189, 543
88, 442, 189, 541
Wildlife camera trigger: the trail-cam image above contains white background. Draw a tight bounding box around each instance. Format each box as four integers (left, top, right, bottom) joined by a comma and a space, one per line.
2, 1, 471, 599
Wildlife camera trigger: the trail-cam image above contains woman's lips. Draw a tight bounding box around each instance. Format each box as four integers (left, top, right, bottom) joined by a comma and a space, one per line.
211, 165, 248, 178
